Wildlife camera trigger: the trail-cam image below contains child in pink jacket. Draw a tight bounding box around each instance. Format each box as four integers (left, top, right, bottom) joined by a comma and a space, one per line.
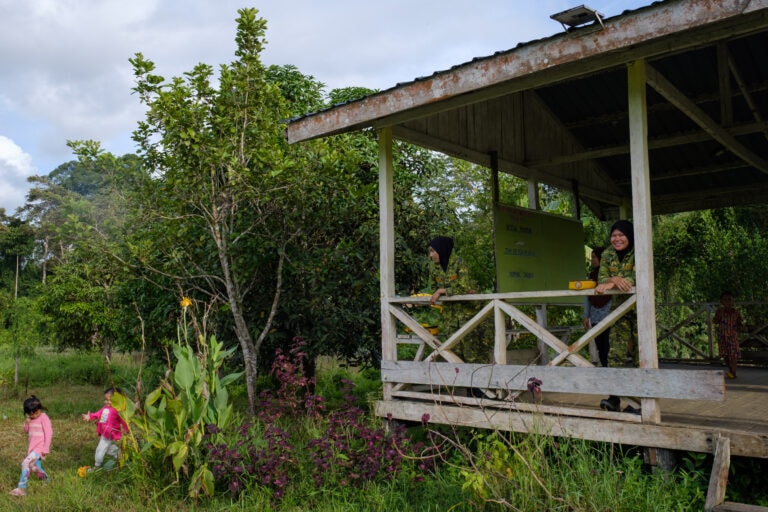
82, 387, 129, 471
10, 396, 52, 497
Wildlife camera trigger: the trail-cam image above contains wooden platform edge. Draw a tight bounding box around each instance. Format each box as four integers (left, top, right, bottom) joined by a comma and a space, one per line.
375, 400, 768, 458
713, 502, 768, 512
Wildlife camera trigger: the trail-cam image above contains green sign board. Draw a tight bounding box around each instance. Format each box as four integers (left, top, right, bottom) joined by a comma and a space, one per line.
495, 205, 585, 301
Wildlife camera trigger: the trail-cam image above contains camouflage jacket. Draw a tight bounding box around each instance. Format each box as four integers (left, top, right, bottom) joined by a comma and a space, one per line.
597, 247, 636, 286
429, 256, 474, 296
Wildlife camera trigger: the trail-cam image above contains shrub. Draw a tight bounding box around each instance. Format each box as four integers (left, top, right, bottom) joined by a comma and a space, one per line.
203, 338, 433, 503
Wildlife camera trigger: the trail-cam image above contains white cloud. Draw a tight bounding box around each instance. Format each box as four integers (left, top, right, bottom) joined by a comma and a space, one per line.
0, 136, 37, 214
0, 0, 651, 212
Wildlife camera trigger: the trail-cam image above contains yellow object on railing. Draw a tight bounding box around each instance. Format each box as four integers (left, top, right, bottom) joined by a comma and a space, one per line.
568, 280, 596, 290
410, 293, 443, 312
403, 323, 439, 335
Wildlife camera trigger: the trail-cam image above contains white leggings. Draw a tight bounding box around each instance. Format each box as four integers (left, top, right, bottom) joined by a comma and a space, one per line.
94, 436, 119, 467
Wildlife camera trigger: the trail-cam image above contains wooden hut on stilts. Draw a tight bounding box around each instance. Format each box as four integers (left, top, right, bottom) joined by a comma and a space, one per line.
287, 2, 768, 509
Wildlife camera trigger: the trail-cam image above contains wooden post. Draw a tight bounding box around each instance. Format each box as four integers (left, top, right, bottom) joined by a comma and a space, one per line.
379, 127, 397, 400
494, 300, 507, 365
491, 151, 500, 294
705, 435, 731, 512
527, 179, 539, 210
535, 305, 550, 364
627, 59, 660, 423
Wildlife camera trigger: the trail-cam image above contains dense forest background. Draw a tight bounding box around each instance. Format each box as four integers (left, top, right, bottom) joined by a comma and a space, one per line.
2, 8, 768, 409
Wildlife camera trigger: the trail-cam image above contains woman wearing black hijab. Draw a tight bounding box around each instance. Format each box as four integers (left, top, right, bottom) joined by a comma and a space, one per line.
594, 220, 636, 412
427, 236, 475, 304
595, 220, 635, 295
427, 236, 483, 364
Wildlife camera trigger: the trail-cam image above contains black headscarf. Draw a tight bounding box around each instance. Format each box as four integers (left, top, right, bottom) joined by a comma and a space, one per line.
610, 220, 634, 261
429, 236, 454, 272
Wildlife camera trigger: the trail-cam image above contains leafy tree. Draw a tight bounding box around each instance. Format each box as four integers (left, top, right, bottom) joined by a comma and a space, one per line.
654, 208, 768, 303
266, 64, 326, 116
0, 213, 41, 385
130, 8, 303, 415
0, 213, 35, 297
0, 295, 43, 386
23, 142, 145, 355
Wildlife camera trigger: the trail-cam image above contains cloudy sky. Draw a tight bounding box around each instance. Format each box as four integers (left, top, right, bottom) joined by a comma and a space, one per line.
0, 0, 650, 214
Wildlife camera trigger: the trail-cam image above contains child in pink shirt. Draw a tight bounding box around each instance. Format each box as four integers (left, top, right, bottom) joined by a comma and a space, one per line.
10, 396, 52, 497
82, 387, 129, 471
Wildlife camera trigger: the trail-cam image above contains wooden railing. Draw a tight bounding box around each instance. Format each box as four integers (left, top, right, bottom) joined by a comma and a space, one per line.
382, 290, 725, 423
389, 289, 633, 368
657, 302, 768, 364
391, 295, 768, 367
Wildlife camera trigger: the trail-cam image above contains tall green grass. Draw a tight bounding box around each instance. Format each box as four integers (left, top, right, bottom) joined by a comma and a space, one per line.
0, 347, 754, 511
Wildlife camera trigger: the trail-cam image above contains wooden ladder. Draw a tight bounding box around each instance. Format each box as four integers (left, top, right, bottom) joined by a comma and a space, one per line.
707, 435, 768, 512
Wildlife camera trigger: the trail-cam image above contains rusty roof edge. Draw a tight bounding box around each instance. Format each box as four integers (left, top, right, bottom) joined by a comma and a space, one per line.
286, 0, 767, 145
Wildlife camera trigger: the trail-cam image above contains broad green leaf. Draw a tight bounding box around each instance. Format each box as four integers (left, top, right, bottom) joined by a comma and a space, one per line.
168, 441, 188, 472
174, 354, 195, 391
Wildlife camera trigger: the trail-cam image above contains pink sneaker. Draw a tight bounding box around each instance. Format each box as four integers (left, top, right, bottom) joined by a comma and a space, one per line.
10, 488, 26, 496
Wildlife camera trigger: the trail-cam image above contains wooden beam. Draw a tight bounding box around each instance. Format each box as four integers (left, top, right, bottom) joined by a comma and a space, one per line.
652, 183, 768, 214
391, 389, 642, 423
525, 120, 768, 168
718, 42, 733, 128
379, 127, 396, 400
374, 401, 768, 458
380, 360, 725, 400
526, 90, 624, 197
562, 84, 768, 130
423, 301, 495, 362
495, 300, 590, 367
547, 294, 636, 366
388, 305, 463, 363
388, 288, 629, 303
727, 46, 768, 143
391, 124, 626, 207
616, 160, 750, 185
645, 62, 768, 174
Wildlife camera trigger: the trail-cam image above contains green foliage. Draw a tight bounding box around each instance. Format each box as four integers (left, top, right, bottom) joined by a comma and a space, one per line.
132, 329, 242, 498
454, 431, 705, 511
0, 296, 44, 360
654, 209, 768, 303
314, 357, 382, 410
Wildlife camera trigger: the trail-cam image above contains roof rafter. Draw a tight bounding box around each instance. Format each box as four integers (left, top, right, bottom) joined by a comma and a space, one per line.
645, 62, 768, 174
525, 120, 768, 167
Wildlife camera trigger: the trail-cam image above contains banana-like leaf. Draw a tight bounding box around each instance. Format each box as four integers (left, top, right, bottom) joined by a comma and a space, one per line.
168, 441, 188, 473
173, 349, 196, 391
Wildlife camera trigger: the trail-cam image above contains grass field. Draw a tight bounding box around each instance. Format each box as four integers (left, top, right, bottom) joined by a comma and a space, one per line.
2, 347, 754, 511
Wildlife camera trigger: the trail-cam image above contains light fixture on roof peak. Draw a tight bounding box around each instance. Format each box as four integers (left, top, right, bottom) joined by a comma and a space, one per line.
550, 5, 605, 30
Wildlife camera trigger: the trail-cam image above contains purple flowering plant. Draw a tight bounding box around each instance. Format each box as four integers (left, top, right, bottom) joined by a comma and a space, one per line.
203, 336, 438, 500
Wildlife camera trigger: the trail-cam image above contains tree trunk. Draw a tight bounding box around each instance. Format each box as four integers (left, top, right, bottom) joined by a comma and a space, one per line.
239, 339, 259, 415
216, 219, 261, 416
15, 253, 19, 299
215, 205, 288, 415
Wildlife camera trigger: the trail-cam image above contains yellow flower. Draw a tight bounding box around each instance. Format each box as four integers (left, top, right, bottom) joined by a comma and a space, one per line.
77, 466, 90, 478
180, 297, 192, 309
